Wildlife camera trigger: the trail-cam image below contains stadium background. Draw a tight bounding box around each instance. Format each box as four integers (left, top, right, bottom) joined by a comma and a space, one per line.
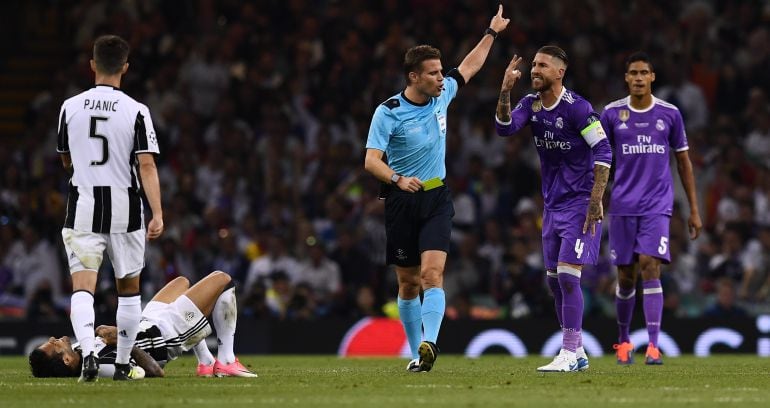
1, 0, 769, 356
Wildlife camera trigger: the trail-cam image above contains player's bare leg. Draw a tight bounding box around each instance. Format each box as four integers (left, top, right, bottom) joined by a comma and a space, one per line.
184, 271, 256, 377
147, 276, 218, 375
183, 271, 231, 316
149, 276, 190, 303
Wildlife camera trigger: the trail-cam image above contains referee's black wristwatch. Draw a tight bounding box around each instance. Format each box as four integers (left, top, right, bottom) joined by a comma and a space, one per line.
484, 27, 498, 39
390, 173, 402, 185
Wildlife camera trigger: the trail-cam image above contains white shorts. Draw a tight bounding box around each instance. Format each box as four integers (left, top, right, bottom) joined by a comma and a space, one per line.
62, 228, 146, 279
141, 296, 212, 359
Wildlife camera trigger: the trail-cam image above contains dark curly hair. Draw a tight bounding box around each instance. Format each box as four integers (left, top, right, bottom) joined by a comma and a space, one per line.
29, 348, 79, 378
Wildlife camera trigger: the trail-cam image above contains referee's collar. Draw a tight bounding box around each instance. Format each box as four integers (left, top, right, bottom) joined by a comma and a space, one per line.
95, 84, 121, 91
401, 91, 429, 107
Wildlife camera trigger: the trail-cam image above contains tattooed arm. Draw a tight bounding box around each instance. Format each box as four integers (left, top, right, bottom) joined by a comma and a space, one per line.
580, 114, 612, 236
497, 90, 512, 123
496, 55, 523, 123
584, 164, 610, 236
95, 325, 117, 346
131, 346, 164, 377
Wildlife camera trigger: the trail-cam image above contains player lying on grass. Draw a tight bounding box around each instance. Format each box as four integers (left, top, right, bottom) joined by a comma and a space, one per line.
29, 271, 257, 379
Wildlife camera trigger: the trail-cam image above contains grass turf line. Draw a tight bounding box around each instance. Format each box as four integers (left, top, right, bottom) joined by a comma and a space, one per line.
1, 355, 769, 407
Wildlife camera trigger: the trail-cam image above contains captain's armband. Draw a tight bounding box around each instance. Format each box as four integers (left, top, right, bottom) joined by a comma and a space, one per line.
581, 119, 607, 147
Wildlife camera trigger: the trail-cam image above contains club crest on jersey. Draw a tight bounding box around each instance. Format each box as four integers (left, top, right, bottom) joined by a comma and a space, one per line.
185, 311, 196, 322
555, 117, 563, 129
619, 110, 630, 122
532, 100, 542, 112
656, 119, 665, 131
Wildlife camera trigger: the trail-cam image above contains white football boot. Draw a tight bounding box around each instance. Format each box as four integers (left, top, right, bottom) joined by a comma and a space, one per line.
537, 349, 579, 372
576, 346, 589, 371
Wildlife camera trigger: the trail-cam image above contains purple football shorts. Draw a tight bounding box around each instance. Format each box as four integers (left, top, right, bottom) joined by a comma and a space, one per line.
609, 214, 671, 265
542, 206, 603, 270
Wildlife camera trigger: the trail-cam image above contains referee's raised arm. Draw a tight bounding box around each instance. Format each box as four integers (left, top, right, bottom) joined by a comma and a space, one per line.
456, 4, 510, 84
360, 4, 511, 375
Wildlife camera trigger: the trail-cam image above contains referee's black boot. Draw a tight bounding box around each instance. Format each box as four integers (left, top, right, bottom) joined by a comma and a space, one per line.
417, 341, 439, 372
78, 351, 99, 382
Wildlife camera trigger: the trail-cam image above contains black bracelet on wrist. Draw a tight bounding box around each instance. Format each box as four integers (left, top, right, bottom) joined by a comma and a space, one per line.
485, 27, 498, 39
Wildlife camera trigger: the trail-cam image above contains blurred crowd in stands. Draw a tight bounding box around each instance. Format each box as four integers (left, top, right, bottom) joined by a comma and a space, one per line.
2, 0, 770, 323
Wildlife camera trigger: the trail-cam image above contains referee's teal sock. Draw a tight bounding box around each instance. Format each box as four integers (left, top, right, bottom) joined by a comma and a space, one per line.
397, 296, 422, 359
421, 288, 445, 344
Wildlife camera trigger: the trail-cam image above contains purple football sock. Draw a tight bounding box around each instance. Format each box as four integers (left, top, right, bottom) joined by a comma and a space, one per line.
642, 279, 663, 347
563, 328, 581, 353
546, 273, 563, 328
615, 286, 636, 343
557, 267, 583, 352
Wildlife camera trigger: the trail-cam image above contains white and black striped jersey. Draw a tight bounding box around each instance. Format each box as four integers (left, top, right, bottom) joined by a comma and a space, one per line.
74, 337, 146, 377
133, 317, 210, 364
57, 85, 159, 233
74, 337, 117, 364
76, 329, 166, 372
132, 322, 170, 365
73, 337, 122, 377
75, 326, 168, 370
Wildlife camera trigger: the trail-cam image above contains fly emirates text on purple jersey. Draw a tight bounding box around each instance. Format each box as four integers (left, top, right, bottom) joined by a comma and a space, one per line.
496, 88, 612, 212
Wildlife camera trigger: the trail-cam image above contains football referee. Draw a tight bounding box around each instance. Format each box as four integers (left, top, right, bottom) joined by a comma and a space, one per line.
364, 5, 509, 373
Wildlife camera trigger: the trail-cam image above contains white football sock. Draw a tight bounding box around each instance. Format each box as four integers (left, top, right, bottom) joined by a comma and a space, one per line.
212, 286, 237, 364
70, 291, 95, 356
193, 340, 215, 366
115, 295, 141, 365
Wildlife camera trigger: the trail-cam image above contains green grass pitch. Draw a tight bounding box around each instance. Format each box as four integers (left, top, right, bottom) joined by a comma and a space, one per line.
1, 355, 769, 407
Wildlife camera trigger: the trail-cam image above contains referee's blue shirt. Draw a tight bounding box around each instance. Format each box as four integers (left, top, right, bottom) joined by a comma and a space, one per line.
366, 74, 459, 181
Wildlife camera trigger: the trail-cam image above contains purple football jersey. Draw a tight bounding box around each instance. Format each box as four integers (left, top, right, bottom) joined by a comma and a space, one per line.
496, 88, 609, 211
600, 96, 688, 216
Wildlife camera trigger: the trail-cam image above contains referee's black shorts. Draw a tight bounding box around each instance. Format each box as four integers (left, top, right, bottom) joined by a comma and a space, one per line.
384, 184, 454, 267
